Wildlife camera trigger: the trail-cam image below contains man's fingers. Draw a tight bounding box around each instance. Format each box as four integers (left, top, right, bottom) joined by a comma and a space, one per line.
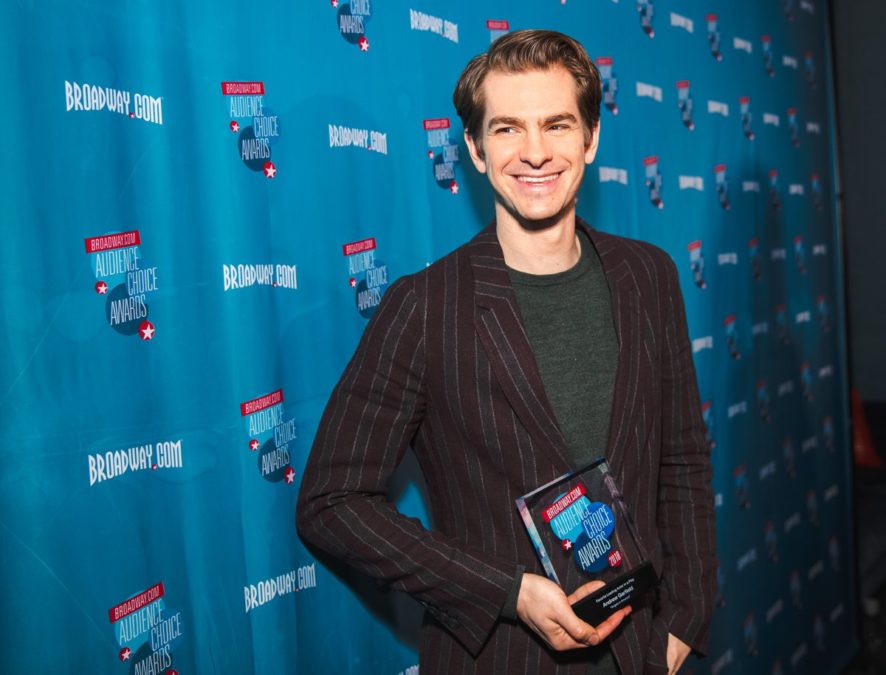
557, 603, 630, 647
566, 579, 606, 604
594, 605, 632, 640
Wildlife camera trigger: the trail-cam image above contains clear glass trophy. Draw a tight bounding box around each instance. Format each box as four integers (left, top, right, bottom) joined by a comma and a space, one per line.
515, 457, 658, 626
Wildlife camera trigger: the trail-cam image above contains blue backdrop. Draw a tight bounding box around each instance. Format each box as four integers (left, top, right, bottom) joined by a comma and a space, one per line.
0, 1, 855, 673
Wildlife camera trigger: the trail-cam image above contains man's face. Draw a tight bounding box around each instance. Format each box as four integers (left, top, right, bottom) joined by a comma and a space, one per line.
465, 66, 599, 231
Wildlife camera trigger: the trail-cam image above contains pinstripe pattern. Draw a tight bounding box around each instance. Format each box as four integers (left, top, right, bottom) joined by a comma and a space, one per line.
297, 221, 717, 674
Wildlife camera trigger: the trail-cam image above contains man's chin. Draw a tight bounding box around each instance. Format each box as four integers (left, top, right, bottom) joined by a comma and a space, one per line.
502, 203, 575, 232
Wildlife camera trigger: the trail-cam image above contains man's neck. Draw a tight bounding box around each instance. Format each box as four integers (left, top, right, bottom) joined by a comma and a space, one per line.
496, 209, 581, 275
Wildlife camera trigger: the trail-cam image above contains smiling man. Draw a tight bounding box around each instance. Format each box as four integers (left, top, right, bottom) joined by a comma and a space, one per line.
297, 30, 717, 675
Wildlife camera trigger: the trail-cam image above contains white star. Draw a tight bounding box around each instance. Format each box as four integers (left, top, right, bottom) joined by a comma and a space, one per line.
264, 161, 277, 178
331, 0, 338, 6
249, 439, 260, 451
427, 150, 435, 159
119, 647, 131, 662
449, 181, 459, 195
96, 281, 108, 294
285, 467, 295, 484
230, 121, 240, 133
140, 322, 155, 340
359, 36, 370, 52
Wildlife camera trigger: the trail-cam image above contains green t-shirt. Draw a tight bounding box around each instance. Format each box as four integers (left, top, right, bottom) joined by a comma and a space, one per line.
507, 230, 618, 468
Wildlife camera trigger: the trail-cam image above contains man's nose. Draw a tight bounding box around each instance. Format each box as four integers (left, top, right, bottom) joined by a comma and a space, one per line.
520, 128, 552, 167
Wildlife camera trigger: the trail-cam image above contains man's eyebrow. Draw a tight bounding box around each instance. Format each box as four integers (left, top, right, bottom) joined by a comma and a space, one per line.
543, 113, 579, 125
486, 115, 524, 129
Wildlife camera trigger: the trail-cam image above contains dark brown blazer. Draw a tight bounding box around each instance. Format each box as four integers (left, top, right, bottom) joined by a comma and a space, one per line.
297, 222, 717, 674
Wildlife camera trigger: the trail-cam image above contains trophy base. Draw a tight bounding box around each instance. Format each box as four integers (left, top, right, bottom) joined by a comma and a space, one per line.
571, 561, 658, 626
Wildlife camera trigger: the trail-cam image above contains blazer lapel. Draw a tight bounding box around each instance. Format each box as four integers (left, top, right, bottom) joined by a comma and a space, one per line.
586, 225, 641, 483
467, 228, 573, 473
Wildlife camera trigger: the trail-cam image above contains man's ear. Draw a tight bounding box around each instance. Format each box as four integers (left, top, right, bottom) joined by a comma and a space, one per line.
584, 122, 600, 164
464, 130, 487, 174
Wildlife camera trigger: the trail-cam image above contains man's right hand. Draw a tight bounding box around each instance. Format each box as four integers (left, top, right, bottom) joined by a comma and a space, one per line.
516, 573, 631, 651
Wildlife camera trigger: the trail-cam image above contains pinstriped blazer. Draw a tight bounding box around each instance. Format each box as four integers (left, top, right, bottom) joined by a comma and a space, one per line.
297, 221, 717, 674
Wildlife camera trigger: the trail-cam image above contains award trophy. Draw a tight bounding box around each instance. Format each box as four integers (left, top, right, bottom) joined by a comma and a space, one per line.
515, 457, 658, 626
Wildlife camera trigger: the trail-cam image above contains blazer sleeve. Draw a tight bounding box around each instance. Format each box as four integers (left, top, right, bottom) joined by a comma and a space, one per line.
296, 276, 517, 657
651, 254, 719, 655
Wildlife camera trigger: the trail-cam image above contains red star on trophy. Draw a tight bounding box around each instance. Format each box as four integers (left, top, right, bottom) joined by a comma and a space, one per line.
249, 439, 260, 451
358, 36, 370, 52
95, 280, 108, 294
284, 466, 296, 484
139, 320, 155, 340
119, 647, 132, 662
263, 161, 277, 178
449, 180, 459, 195
230, 120, 240, 133
561, 539, 573, 552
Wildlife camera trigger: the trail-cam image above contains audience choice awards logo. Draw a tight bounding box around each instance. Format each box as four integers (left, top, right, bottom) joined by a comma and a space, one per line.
804, 51, 817, 88
769, 169, 782, 210
688, 241, 706, 289
643, 156, 664, 208
241, 389, 297, 486
638, 0, 655, 38
545, 483, 619, 573
343, 237, 389, 318
487, 19, 509, 43
676, 81, 694, 130
761, 35, 776, 76
714, 164, 730, 209
86, 230, 159, 341
597, 58, 618, 115
749, 238, 763, 281
424, 118, 460, 194
724, 314, 741, 359
706, 14, 722, 61
333, 0, 372, 52
787, 108, 801, 147
701, 400, 716, 448
740, 96, 755, 140
109, 582, 184, 674
222, 81, 280, 179
810, 172, 824, 211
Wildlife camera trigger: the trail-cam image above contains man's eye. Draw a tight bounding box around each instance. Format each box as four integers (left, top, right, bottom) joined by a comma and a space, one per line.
493, 126, 517, 134
548, 124, 570, 131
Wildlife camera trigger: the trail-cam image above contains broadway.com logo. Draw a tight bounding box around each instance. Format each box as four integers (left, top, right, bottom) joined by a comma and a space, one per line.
65, 81, 163, 125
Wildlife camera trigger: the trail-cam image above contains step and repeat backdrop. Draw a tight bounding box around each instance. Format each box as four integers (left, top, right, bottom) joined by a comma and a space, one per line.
0, 0, 855, 673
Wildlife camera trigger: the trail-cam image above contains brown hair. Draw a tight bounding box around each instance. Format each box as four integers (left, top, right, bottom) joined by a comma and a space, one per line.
453, 30, 602, 154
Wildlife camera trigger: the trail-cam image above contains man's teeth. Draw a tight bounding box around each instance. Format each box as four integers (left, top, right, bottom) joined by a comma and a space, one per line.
517, 174, 558, 183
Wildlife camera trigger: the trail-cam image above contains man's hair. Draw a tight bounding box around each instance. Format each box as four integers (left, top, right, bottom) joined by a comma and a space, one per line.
452, 30, 602, 154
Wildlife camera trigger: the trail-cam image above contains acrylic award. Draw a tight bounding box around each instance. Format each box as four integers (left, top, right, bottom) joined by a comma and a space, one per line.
515, 457, 658, 626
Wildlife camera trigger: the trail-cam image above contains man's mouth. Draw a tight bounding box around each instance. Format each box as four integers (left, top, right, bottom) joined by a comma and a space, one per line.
515, 173, 561, 184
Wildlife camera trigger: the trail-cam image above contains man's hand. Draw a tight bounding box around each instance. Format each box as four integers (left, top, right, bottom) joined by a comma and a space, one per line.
516, 573, 631, 651
666, 633, 691, 674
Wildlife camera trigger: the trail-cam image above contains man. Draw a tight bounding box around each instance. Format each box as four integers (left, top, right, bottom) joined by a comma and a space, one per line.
297, 30, 717, 674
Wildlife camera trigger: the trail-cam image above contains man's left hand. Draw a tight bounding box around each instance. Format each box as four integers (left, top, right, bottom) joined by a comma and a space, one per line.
666, 633, 690, 674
